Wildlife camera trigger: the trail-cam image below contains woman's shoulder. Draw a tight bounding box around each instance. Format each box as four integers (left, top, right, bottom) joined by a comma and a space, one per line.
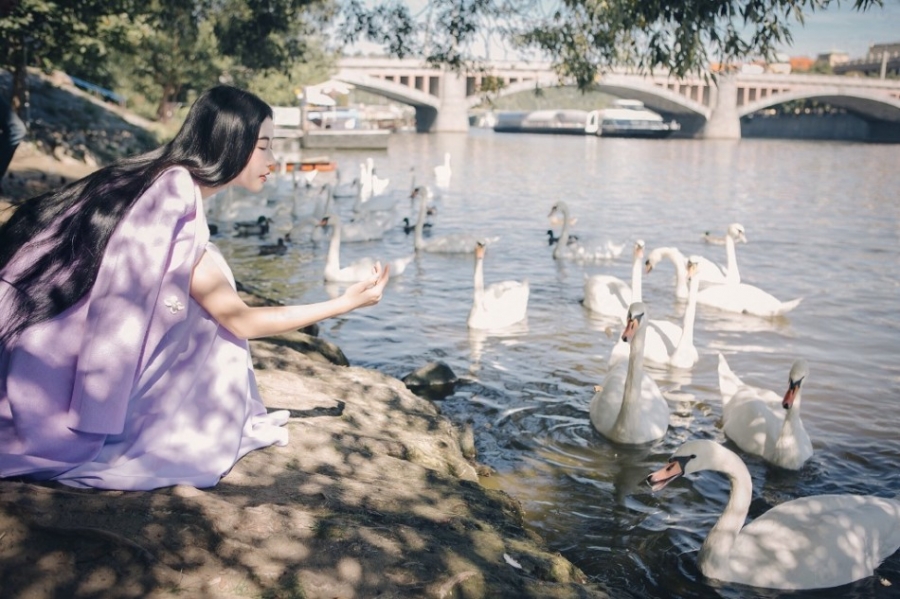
145, 166, 199, 214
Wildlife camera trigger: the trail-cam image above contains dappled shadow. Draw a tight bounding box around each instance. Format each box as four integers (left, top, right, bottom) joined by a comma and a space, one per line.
0, 336, 612, 598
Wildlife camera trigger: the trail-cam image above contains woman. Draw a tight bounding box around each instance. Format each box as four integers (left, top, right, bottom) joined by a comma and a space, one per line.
0, 85, 390, 490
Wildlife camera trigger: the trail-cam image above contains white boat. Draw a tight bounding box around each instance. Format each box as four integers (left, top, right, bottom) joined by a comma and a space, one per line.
585, 100, 680, 138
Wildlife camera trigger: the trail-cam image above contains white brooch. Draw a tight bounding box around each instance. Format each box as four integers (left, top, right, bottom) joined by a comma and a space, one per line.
164, 296, 185, 314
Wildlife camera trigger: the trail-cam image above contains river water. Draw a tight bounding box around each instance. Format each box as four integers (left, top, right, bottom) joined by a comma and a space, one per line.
210, 129, 900, 599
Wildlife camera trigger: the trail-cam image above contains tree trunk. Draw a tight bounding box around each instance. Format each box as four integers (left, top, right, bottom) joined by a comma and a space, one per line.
10, 40, 28, 124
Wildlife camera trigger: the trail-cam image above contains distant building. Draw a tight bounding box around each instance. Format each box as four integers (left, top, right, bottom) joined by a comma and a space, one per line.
789, 56, 816, 72
832, 41, 900, 77
816, 51, 850, 67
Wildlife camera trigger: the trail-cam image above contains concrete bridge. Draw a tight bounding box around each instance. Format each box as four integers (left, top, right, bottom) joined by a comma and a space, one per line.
335, 57, 900, 140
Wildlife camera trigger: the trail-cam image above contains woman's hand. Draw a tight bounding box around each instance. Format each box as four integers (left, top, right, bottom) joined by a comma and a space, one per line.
342, 262, 390, 310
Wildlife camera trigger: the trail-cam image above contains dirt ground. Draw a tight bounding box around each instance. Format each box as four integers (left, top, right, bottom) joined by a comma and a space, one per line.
0, 150, 611, 598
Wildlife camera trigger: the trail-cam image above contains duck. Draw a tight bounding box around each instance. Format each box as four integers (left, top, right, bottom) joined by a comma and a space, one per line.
403, 217, 432, 235
234, 215, 272, 237
434, 152, 452, 189
412, 189, 485, 253
610, 256, 700, 370
467, 241, 529, 330
647, 439, 900, 590
702, 230, 727, 245
258, 237, 288, 256
319, 213, 412, 282
548, 201, 624, 262
583, 240, 644, 323
546, 229, 578, 246
589, 302, 670, 444
695, 278, 802, 317
717, 353, 813, 470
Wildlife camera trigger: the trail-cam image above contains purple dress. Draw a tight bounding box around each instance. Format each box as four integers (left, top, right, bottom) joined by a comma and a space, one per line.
0, 167, 288, 490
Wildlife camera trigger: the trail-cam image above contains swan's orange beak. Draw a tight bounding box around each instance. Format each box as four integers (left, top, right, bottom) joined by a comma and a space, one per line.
782, 379, 801, 410
621, 316, 639, 343
647, 460, 684, 492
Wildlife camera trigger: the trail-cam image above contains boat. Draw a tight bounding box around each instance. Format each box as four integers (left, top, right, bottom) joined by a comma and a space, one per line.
492, 102, 679, 138
493, 109, 591, 135
585, 99, 680, 138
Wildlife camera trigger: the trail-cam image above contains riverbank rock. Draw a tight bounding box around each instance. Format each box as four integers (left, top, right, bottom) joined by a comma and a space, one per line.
402, 360, 460, 400
0, 338, 610, 598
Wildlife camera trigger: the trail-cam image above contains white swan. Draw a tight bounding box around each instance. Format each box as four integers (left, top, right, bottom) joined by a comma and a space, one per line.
548, 201, 624, 262
332, 168, 360, 200
357, 158, 391, 204
320, 213, 412, 282
695, 223, 747, 286
611, 256, 700, 370
434, 152, 452, 189
583, 240, 644, 323
467, 241, 529, 330
413, 190, 484, 254
717, 353, 812, 470
589, 302, 670, 444
644, 246, 691, 301
695, 279, 802, 317
648, 439, 900, 590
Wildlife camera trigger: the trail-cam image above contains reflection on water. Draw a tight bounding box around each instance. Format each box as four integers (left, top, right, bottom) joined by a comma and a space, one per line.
212, 132, 900, 598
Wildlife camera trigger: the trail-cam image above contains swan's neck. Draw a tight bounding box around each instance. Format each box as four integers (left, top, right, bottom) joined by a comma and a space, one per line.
631, 251, 643, 303
614, 323, 648, 433
677, 276, 700, 349
775, 395, 806, 454
724, 235, 740, 283
666, 248, 689, 299
414, 197, 427, 249
326, 217, 342, 272
698, 448, 753, 576
473, 256, 485, 303
553, 208, 569, 259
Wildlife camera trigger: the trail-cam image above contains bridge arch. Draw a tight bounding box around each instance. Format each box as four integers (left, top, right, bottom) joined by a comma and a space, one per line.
334, 71, 441, 132
738, 90, 900, 123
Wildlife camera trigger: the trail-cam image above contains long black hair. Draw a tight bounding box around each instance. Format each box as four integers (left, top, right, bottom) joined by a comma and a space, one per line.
0, 85, 273, 343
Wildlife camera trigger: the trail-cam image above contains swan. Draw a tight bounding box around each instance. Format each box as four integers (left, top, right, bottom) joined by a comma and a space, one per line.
647, 439, 900, 590
434, 152, 452, 189
467, 241, 529, 330
610, 256, 700, 370
717, 353, 812, 470
695, 278, 802, 317
583, 240, 644, 323
644, 246, 690, 301
332, 168, 360, 200
548, 201, 624, 262
589, 302, 670, 444
319, 213, 412, 282
413, 190, 484, 254
358, 157, 390, 201
696, 223, 747, 286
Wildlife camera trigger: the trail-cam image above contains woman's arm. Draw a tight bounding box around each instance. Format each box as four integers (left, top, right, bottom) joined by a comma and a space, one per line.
190, 249, 390, 340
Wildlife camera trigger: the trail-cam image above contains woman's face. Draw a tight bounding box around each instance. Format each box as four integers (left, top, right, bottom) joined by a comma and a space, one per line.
234, 117, 276, 192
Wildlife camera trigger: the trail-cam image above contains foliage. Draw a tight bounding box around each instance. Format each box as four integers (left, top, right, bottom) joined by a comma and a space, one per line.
340, 0, 884, 88
0, 0, 338, 122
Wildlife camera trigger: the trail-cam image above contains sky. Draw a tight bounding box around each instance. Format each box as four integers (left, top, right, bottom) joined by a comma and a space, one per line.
778, 1, 900, 58
349, 1, 900, 61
